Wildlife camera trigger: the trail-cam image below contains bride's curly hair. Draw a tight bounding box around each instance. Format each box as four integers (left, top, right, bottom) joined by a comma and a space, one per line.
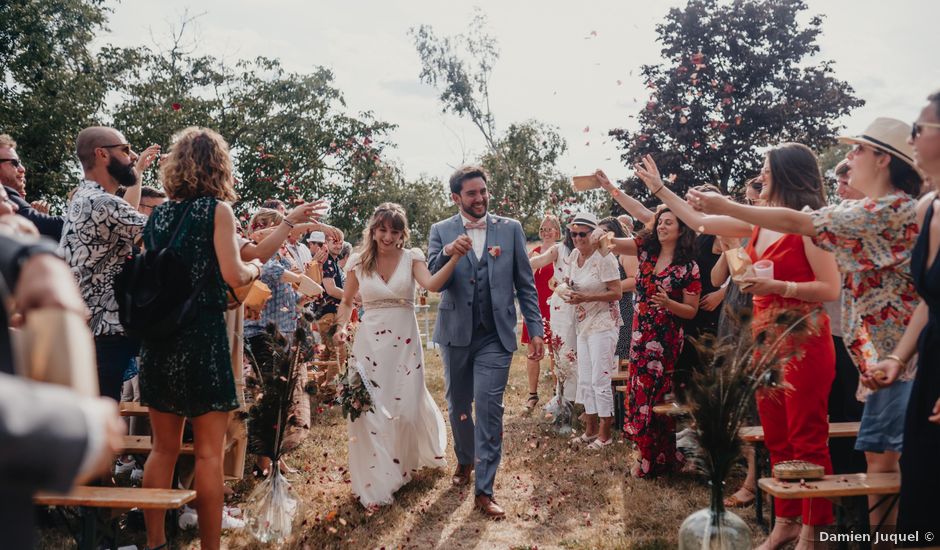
357, 202, 410, 276
160, 127, 237, 202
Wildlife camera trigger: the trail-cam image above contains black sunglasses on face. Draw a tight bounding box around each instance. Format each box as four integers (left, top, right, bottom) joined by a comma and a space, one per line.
911, 121, 940, 141
0, 158, 22, 168
570, 230, 591, 238
99, 143, 132, 155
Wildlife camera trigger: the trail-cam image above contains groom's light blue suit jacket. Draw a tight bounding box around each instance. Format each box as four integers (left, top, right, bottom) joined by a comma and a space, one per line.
427, 213, 544, 352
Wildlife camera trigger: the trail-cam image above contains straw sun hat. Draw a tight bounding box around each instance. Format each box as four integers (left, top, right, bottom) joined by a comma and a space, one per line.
838, 117, 917, 170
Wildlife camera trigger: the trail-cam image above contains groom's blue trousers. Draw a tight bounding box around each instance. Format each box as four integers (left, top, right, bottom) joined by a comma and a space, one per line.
440, 327, 513, 497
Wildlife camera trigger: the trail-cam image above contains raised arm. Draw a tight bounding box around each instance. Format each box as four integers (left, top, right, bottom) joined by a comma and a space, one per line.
529, 244, 559, 271
214, 202, 261, 287
634, 155, 752, 238
413, 251, 464, 292
241, 200, 330, 263
596, 169, 654, 225
333, 269, 361, 344
687, 188, 815, 236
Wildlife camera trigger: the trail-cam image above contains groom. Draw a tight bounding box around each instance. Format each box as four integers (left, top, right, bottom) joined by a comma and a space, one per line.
428, 165, 544, 518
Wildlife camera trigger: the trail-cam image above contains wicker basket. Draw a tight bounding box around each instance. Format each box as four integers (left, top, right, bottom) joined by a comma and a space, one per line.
773, 460, 825, 480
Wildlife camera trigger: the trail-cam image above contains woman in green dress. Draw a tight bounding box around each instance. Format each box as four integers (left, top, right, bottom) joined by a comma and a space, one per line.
139, 127, 263, 550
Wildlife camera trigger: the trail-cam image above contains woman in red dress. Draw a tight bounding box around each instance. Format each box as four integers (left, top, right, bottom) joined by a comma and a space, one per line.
523, 214, 561, 411
634, 147, 841, 550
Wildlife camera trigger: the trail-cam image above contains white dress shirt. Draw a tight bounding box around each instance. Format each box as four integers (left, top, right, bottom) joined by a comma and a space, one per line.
460, 213, 487, 260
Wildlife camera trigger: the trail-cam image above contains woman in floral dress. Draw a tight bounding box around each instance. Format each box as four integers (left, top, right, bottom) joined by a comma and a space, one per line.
599, 206, 701, 477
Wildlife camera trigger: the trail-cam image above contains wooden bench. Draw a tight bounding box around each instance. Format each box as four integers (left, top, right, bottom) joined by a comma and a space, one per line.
741, 421, 860, 443
744, 421, 861, 532
652, 402, 691, 417
611, 371, 629, 383
758, 473, 899, 502
121, 435, 195, 455
119, 401, 148, 417
36, 486, 196, 550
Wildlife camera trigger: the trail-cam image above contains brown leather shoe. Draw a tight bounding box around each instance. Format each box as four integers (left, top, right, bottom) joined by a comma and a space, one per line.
474, 494, 505, 519
451, 464, 473, 487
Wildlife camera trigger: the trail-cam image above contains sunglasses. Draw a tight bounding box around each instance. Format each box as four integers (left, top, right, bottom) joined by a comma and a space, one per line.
0, 158, 22, 168
911, 121, 940, 141
748, 181, 763, 191
99, 143, 132, 155
570, 230, 592, 238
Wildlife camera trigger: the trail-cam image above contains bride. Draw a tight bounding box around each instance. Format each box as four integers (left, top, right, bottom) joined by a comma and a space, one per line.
334, 203, 465, 508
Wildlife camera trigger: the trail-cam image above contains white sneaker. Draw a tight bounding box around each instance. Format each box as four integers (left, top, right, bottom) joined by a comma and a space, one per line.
178, 509, 198, 530
221, 514, 245, 530
114, 458, 137, 475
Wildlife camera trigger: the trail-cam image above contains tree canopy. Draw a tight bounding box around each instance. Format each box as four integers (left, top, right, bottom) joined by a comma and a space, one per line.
609, 0, 863, 203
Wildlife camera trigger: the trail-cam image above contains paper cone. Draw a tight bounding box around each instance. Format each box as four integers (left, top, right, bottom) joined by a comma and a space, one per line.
297, 275, 323, 297
15, 308, 99, 397
571, 175, 602, 191
243, 280, 272, 309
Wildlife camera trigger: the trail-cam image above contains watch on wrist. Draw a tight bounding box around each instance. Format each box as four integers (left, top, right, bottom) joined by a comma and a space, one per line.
10, 240, 60, 287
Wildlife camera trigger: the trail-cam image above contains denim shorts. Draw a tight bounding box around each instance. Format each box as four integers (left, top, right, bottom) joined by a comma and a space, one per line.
854, 379, 913, 453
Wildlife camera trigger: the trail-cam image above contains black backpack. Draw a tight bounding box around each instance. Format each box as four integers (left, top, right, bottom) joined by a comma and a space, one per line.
114, 202, 207, 341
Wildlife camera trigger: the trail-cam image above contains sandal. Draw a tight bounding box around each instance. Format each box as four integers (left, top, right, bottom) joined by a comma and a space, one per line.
586, 437, 613, 450
525, 393, 539, 411
570, 433, 598, 445
723, 485, 756, 508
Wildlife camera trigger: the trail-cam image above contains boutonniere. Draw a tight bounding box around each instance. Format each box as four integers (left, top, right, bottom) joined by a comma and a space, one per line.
488, 245, 501, 258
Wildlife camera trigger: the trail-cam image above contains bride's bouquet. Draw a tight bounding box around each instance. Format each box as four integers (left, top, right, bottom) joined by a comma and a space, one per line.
338, 342, 380, 422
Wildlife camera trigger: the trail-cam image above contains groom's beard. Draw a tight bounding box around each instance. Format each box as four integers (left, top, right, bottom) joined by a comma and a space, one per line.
458, 197, 488, 220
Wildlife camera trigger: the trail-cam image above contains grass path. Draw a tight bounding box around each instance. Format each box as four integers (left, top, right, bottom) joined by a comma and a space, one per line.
223, 348, 756, 550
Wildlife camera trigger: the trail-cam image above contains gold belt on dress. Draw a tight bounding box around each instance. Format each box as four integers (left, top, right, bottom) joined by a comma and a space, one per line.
362, 298, 415, 311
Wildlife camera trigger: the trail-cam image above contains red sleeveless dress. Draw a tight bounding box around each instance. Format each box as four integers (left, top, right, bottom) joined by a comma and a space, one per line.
521, 245, 554, 344
746, 227, 835, 526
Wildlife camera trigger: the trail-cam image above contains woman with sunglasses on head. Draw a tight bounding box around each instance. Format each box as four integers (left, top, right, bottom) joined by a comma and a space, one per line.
689, 120, 924, 537
633, 147, 841, 549
866, 92, 940, 545
592, 206, 701, 476
521, 214, 562, 413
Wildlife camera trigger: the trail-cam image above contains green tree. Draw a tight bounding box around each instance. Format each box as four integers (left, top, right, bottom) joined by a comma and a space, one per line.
609, 0, 863, 203
107, 27, 395, 222
334, 161, 451, 248
411, 11, 577, 234
480, 121, 574, 234
0, 0, 114, 202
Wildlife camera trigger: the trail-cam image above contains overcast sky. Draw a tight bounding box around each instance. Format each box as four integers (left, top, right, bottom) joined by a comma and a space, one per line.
99, 0, 939, 183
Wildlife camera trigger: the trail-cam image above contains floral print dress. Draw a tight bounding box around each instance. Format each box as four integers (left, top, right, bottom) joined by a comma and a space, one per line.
624, 238, 701, 477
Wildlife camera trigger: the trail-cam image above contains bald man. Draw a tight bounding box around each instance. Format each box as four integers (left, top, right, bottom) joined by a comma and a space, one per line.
58, 127, 160, 401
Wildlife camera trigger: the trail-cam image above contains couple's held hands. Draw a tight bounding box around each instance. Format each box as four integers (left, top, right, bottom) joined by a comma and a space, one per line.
443, 235, 472, 258
527, 336, 545, 361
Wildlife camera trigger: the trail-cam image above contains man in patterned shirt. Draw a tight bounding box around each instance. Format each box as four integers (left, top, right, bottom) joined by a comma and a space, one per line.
58, 126, 160, 401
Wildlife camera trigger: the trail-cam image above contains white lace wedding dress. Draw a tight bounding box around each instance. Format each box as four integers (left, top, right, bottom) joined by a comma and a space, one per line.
345, 248, 447, 507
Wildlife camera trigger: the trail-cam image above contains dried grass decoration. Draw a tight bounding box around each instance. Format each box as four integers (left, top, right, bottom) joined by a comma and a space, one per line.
772, 460, 825, 480
338, 340, 383, 422
243, 325, 316, 543
683, 306, 820, 515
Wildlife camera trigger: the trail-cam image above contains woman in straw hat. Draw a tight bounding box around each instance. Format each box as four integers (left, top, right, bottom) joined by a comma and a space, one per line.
865, 91, 940, 546
689, 119, 923, 539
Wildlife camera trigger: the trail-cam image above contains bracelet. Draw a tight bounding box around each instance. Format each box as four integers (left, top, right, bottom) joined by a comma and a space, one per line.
282, 219, 295, 229
783, 281, 797, 298
884, 354, 906, 366
652, 185, 664, 196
